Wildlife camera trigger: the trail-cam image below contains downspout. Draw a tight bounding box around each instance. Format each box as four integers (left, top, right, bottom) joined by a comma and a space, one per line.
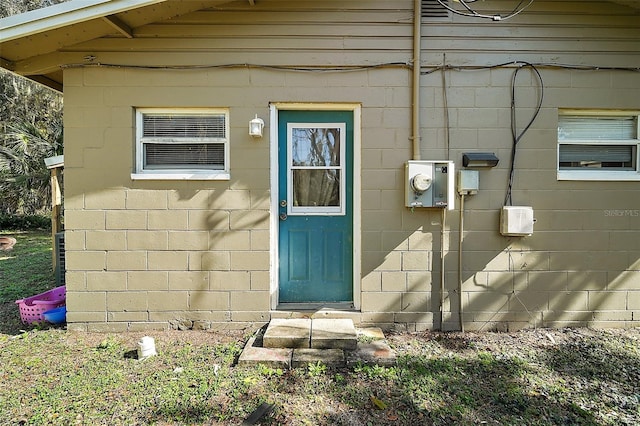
413, 0, 446, 330
412, 0, 422, 161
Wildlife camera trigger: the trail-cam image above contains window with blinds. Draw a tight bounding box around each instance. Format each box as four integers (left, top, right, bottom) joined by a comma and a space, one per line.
558, 111, 640, 180
134, 108, 230, 179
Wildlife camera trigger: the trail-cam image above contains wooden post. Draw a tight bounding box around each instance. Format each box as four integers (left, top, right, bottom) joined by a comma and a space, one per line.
51, 166, 62, 268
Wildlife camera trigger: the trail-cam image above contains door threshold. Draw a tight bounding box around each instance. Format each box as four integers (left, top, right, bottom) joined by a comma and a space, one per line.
276, 302, 356, 311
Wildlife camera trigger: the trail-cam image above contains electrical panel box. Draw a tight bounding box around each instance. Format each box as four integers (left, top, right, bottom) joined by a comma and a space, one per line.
500, 206, 534, 236
405, 161, 455, 209
457, 170, 479, 195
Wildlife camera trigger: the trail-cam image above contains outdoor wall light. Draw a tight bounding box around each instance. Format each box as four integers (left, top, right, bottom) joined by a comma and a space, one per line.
462, 152, 499, 168
249, 114, 265, 138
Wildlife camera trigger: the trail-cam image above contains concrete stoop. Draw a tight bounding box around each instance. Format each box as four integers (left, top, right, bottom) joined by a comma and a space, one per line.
238, 318, 396, 368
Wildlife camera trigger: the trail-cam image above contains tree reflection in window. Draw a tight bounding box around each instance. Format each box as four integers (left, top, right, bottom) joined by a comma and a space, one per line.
291, 127, 341, 207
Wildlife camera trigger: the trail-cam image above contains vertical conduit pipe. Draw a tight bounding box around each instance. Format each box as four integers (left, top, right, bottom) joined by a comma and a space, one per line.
441, 208, 446, 329
412, 0, 421, 161
458, 194, 465, 332
413, 0, 446, 330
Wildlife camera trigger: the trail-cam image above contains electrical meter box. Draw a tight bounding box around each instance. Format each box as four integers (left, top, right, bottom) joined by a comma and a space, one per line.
405, 161, 455, 209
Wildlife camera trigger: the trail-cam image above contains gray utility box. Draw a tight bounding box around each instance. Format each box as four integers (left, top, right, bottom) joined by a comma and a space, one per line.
405, 161, 455, 210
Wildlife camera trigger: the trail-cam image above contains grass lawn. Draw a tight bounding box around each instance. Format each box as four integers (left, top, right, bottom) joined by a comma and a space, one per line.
0, 230, 57, 335
1, 232, 639, 425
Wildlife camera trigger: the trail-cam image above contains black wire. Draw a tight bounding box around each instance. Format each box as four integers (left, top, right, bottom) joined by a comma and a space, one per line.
421, 62, 640, 74
61, 60, 639, 74
504, 62, 544, 207
61, 62, 411, 72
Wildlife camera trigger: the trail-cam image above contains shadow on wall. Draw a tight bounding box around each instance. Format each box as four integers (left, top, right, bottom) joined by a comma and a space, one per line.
361, 199, 639, 332
151, 163, 638, 332
172, 173, 271, 329
459, 207, 640, 331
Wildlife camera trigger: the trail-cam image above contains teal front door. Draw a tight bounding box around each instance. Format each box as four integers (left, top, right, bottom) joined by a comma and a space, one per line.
278, 110, 353, 304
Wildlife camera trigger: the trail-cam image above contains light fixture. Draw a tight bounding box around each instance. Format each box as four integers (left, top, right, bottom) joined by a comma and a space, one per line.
462, 152, 499, 168
249, 114, 264, 138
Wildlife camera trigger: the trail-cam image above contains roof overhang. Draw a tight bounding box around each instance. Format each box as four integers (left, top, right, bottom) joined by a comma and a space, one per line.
0, 0, 231, 91
0, 0, 166, 43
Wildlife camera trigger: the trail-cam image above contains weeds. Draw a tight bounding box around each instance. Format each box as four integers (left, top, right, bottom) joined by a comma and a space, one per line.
307, 361, 327, 377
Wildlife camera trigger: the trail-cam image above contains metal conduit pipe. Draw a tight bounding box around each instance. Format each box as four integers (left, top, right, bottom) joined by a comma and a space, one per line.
441, 208, 447, 330
412, 0, 421, 161
412, 0, 447, 330
458, 194, 465, 332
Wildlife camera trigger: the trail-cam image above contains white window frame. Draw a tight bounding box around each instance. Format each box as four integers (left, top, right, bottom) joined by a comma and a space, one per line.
132, 108, 230, 180
286, 122, 346, 216
557, 109, 640, 181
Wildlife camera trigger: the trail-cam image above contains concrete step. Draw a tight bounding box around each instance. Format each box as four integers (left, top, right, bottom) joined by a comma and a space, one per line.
263, 318, 357, 350
238, 320, 396, 368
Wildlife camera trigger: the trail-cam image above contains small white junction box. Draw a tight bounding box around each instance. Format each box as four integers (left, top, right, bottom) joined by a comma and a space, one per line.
500, 206, 534, 236
457, 170, 479, 195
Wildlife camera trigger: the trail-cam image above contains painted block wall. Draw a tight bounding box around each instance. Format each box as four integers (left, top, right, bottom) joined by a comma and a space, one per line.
60, 0, 640, 331
62, 64, 421, 331
422, 66, 640, 331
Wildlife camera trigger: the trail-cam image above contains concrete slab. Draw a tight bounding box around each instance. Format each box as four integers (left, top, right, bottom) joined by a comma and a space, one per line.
347, 340, 397, 367
237, 335, 292, 368
263, 318, 311, 349
291, 348, 345, 368
311, 318, 357, 350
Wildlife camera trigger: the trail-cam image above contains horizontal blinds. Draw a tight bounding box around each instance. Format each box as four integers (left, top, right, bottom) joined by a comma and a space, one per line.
144, 143, 224, 169
559, 144, 633, 163
142, 114, 226, 139
558, 115, 637, 140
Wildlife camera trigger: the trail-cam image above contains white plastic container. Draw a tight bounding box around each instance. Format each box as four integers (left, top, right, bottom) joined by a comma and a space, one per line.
137, 336, 157, 359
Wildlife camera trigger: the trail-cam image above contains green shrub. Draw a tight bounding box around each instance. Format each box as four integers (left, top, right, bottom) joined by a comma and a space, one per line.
0, 214, 51, 231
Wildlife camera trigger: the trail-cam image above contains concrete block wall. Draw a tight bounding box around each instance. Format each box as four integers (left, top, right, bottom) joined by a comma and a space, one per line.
64, 67, 277, 331
57, 1, 640, 331
63, 65, 442, 331
420, 67, 640, 332
61, 41, 640, 332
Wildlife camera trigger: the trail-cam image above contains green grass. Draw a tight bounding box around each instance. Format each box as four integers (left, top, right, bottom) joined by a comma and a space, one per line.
0, 232, 639, 425
2, 328, 637, 425
0, 231, 55, 302
0, 231, 56, 334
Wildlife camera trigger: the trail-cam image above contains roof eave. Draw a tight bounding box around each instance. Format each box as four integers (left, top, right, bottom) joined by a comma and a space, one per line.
0, 0, 167, 43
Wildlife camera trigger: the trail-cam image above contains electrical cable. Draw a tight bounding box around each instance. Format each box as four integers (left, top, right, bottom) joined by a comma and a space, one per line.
60, 60, 640, 75
504, 62, 544, 206
421, 62, 640, 75
61, 61, 411, 73
441, 54, 450, 158
435, 0, 535, 21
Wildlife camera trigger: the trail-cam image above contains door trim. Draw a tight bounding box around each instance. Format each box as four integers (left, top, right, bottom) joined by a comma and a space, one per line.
269, 103, 362, 311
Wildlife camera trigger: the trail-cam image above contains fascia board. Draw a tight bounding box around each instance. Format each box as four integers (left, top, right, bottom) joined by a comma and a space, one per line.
0, 0, 167, 43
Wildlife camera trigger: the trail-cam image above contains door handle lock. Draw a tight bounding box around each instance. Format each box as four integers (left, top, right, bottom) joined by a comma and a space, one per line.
280, 200, 287, 207
279, 213, 287, 221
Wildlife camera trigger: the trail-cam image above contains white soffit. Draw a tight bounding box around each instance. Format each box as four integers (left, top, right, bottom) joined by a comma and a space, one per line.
0, 0, 167, 42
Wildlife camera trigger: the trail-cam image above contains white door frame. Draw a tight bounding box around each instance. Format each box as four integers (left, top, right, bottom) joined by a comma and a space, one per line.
269, 102, 362, 310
